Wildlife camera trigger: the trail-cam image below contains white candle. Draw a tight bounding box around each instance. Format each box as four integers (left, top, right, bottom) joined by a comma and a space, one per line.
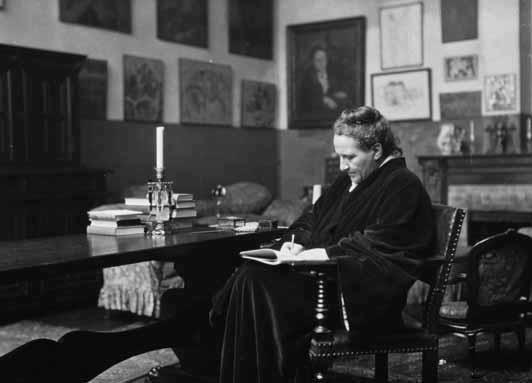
156, 126, 164, 169
469, 120, 475, 142
527, 118, 532, 141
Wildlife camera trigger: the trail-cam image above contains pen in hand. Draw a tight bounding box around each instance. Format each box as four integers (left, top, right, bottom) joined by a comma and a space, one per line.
290, 234, 295, 254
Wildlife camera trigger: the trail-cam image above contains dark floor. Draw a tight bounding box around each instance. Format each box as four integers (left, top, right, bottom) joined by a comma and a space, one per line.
0, 306, 178, 383
2, 306, 532, 383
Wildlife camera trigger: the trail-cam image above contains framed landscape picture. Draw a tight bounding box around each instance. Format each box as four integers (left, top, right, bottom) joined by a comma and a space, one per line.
484, 74, 517, 113
59, 0, 131, 33
156, 0, 208, 47
229, 0, 273, 59
444, 55, 478, 82
287, 17, 366, 129
380, 2, 423, 69
241, 80, 276, 128
123, 55, 164, 122
371, 68, 432, 122
179, 58, 233, 126
79, 59, 108, 120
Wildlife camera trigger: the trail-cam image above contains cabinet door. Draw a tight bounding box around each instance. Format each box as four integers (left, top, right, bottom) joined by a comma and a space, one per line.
22, 66, 78, 165
0, 64, 15, 163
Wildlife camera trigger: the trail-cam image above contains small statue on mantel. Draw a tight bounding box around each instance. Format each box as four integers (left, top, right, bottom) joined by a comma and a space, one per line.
485, 117, 517, 154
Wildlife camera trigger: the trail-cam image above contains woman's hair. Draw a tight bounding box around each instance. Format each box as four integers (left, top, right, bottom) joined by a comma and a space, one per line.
333, 106, 402, 157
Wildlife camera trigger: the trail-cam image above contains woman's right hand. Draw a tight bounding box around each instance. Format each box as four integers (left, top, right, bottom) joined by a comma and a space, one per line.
280, 241, 304, 255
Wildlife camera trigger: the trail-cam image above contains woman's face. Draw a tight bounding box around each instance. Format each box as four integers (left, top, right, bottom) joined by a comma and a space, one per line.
313, 49, 327, 72
333, 134, 382, 185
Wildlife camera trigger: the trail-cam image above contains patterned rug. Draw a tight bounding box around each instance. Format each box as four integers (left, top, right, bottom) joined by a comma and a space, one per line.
127, 331, 532, 383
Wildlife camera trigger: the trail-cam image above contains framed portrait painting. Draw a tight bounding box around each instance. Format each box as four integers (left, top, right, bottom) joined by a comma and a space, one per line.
484, 74, 517, 113
241, 80, 276, 128
59, 0, 131, 33
371, 68, 432, 122
179, 58, 233, 126
157, 0, 208, 47
287, 17, 366, 130
380, 2, 423, 69
123, 55, 164, 122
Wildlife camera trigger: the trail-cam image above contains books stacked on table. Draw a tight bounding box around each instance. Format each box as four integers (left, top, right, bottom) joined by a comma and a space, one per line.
124, 193, 197, 230
87, 209, 145, 236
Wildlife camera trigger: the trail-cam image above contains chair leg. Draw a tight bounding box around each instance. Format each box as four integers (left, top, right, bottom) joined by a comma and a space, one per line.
516, 327, 526, 352
374, 353, 388, 383
493, 332, 501, 353
421, 349, 438, 383
467, 334, 480, 379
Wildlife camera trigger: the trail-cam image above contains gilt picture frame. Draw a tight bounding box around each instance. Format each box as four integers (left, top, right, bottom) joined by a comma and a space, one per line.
371, 68, 432, 122
287, 17, 366, 129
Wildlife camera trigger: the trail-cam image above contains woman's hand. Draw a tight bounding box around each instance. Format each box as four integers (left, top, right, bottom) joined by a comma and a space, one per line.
280, 241, 304, 255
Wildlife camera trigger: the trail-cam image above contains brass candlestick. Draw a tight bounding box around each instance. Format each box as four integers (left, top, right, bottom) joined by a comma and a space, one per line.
146, 167, 176, 236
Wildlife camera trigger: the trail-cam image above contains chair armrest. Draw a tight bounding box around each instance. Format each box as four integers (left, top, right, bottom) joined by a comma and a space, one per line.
447, 273, 468, 285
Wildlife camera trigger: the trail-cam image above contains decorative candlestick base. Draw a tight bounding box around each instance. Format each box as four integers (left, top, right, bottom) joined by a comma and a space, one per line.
145, 167, 177, 236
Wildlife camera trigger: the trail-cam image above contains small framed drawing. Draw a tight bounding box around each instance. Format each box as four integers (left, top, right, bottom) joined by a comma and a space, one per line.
371, 68, 432, 122
444, 55, 478, 81
179, 58, 233, 126
484, 74, 517, 113
380, 2, 423, 70
241, 80, 276, 128
123, 55, 164, 122
287, 17, 366, 129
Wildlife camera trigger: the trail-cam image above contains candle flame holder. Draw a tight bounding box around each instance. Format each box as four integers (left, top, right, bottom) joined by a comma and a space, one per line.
145, 167, 177, 236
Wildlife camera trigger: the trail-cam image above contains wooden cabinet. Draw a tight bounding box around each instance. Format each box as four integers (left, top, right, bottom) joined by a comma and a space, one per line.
0, 44, 108, 319
0, 44, 84, 166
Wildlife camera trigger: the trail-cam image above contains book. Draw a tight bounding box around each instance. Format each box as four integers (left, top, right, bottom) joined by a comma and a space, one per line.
171, 208, 197, 218
86, 224, 146, 236
240, 248, 299, 266
89, 219, 142, 228
87, 209, 143, 221
124, 193, 194, 206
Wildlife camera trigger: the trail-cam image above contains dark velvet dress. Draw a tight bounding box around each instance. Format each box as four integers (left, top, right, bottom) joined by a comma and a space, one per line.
210, 158, 435, 383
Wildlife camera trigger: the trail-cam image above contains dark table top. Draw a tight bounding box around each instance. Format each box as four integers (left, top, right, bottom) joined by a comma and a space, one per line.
0, 227, 286, 282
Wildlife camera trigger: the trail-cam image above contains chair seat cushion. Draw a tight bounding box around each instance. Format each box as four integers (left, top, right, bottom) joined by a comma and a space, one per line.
309, 328, 438, 358
439, 300, 469, 319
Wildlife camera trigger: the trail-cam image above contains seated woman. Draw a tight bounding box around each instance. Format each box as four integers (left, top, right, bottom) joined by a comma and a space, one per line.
209, 105, 435, 382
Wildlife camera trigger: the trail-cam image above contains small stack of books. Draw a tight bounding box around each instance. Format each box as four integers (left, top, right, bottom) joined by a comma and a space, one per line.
124, 193, 197, 230
87, 209, 145, 236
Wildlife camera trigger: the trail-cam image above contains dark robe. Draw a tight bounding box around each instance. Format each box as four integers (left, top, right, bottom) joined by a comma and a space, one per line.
210, 158, 435, 383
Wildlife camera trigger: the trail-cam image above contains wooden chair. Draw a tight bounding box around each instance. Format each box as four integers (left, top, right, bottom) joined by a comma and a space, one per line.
300, 204, 465, 383
438, 228, 532, 376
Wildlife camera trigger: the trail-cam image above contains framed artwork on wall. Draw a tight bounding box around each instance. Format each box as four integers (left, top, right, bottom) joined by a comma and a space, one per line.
379, 2, 423, 70
287, 17, 366, 130
179, 58, 233, 126
229, 0, 273, 60
371, 68, 432, 122
79, 59, 108, 120
444, 55, 478, 81
241, 80, 276, 128
0, 0, 5, 10
123, 55, 164, 122
484, 74, 517, 113
439, 91, 481, 120
441, 0, 478, 43
156, 0, 208, 48
59, 0, 131, 33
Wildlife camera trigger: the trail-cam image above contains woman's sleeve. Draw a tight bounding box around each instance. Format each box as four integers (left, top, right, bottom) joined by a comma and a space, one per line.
325, 179, 433, 259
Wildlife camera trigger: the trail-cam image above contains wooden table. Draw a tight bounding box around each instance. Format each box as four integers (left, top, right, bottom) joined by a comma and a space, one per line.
0, 227, 285, 283
0, 227, 286, 383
